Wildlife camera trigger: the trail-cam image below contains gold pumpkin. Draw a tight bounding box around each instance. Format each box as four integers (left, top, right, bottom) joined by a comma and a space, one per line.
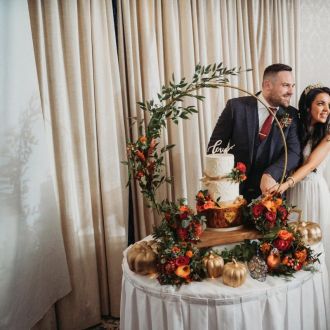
290, 221, 322, 245
127, 241, 157, 275
222, 259, 247, 287
203, 253, 224, 278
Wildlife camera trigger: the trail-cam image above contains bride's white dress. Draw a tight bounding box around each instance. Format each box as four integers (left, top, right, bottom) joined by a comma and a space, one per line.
287, 141, 330, 285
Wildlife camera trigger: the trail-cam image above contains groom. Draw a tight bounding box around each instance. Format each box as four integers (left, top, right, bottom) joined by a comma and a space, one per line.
208, 63, 301, 202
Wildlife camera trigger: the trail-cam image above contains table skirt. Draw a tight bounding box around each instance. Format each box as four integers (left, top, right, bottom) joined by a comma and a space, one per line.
120, 242, 330, 330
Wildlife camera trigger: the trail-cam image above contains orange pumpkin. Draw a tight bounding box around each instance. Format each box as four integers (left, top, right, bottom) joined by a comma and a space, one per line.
267, 249, 281, 269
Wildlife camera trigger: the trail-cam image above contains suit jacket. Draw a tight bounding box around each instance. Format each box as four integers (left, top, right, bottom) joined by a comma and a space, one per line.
207, 95, 301, 198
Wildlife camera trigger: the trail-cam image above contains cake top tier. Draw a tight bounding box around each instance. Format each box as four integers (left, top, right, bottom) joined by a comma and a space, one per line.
204, 153, 234, 177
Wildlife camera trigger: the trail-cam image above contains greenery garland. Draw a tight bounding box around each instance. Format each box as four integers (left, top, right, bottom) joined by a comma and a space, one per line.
123, 63, 241, 213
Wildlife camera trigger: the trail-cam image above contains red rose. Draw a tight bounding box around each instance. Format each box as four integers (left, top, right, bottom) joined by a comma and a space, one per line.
236, 162, 246, 173
252, 204, 265, 218
278, 206, 288, 221
273, 238, 292, 251
177, 228, 188, 240
265, 211, 277, 223
175, 256, 190, 267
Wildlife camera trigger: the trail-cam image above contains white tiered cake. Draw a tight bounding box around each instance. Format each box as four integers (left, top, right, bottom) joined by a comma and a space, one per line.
202, 153, 239, 204
200, 152, 246, 230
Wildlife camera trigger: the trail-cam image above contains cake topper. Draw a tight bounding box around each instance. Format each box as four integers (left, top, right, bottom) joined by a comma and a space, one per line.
207, 140, 235, 155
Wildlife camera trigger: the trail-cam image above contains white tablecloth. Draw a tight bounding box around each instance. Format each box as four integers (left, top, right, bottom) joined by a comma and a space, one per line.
120, 241, 330, 330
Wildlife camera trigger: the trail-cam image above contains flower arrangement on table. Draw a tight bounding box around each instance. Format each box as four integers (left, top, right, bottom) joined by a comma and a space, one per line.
152, 199, 208, 285
246, 195, 291, 233
219, 227, 320, 279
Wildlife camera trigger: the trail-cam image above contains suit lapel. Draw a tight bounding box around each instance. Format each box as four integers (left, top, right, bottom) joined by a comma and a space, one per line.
246, 98, 258, 165
269, 107, 289, 161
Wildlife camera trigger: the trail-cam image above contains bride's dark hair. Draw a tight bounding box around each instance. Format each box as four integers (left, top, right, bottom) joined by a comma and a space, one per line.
298, 86, 330, 151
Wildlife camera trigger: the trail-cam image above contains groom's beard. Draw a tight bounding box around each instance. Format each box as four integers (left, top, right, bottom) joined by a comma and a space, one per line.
268, 94, 292, 108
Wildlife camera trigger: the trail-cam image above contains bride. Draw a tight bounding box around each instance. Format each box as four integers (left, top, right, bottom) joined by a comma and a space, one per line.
269, 83, 330, 279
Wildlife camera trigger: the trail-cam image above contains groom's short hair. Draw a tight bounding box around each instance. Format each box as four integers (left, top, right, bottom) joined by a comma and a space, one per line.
263, 63, 292, 81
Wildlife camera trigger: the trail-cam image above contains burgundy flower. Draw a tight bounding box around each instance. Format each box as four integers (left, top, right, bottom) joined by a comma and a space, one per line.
180, 212, 188, 220
265, 211, 277, 223
177, 228, 188, 240
273, 238, 292, 251
252, 204, 265, 218
164, 260, 176, 274
175, 256, 190, 267
278, 206, 288, 221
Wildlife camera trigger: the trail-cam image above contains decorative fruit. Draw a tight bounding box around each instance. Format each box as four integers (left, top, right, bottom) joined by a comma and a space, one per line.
127, 241, 157, 275
222, 259, 247, 287
203, 253, 224, 278
266, 248, 281, 269
290, 221, 322, 245
247, 255, 268, 282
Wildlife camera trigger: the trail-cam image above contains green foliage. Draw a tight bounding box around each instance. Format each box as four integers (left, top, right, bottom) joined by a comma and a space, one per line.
219, 240, 259, 263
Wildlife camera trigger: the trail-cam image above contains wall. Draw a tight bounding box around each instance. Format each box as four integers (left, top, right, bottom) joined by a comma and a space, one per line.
299, 0, 330, 92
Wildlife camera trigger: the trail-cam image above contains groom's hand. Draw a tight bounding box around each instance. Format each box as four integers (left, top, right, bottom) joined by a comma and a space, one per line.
260, 173, 277, 195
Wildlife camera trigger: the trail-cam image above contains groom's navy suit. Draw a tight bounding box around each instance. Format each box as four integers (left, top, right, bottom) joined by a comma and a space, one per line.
208, 95, 301, 201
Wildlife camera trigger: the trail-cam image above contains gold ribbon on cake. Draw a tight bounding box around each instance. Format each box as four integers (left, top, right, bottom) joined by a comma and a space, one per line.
200, 172, 228, 186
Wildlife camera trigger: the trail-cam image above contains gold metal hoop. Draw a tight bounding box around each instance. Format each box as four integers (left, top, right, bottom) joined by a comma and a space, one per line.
220, 84, 288, 190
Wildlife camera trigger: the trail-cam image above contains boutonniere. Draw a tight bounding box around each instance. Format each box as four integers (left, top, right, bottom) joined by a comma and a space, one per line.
277, 113, 292, 129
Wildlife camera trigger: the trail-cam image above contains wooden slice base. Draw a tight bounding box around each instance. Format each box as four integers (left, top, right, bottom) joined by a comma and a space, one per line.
196, 227, 262, 248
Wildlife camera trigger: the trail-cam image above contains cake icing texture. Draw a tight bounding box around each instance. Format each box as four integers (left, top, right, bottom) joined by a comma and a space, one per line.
203, 153, 239, 203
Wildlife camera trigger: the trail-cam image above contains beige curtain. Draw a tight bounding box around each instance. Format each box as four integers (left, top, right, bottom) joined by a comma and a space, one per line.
28, 0, 128, 328
118, 0, 300, 240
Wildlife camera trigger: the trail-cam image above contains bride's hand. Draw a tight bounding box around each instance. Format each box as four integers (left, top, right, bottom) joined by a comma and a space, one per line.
267, 182, 289, 195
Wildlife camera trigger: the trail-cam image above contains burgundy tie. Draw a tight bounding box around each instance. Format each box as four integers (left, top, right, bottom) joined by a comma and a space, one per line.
259, 107, 277, 141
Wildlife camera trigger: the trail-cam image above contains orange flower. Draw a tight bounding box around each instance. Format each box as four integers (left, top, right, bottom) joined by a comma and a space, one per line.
179, 205, 189, 213
197, 191, 204, 199
172, 246, 181, 253
175, 265, 191, 279
139, 136, 147, 144
204, 200, 215, 210
277, 230, 294, 241
135, 171, 144, 180
185, 250, 193, 258
294, 249, 307, 263
196, 205, 205, 213
148, 138, 157, 156
135, 150, 146, 162
260, 242, 272, 255
261, 196, 282, 212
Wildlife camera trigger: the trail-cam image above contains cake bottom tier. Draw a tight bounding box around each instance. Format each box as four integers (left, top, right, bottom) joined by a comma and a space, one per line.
201, 198, 247, 229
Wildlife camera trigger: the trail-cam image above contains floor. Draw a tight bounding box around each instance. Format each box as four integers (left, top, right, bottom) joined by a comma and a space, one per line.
87, 317, 120, 330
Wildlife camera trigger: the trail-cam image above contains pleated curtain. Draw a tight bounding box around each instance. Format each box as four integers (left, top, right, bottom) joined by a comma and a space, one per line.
28, 0, 128, 328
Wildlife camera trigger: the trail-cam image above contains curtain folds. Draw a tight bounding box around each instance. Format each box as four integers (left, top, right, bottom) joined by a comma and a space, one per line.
117, 0, 300, 241
28, 0, 128, 328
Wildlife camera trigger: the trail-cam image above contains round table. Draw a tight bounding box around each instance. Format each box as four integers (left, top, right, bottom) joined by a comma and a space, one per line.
120, 241, 330, 330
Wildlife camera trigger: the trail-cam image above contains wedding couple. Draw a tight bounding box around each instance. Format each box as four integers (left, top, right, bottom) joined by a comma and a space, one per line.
208, 63, 330, 278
